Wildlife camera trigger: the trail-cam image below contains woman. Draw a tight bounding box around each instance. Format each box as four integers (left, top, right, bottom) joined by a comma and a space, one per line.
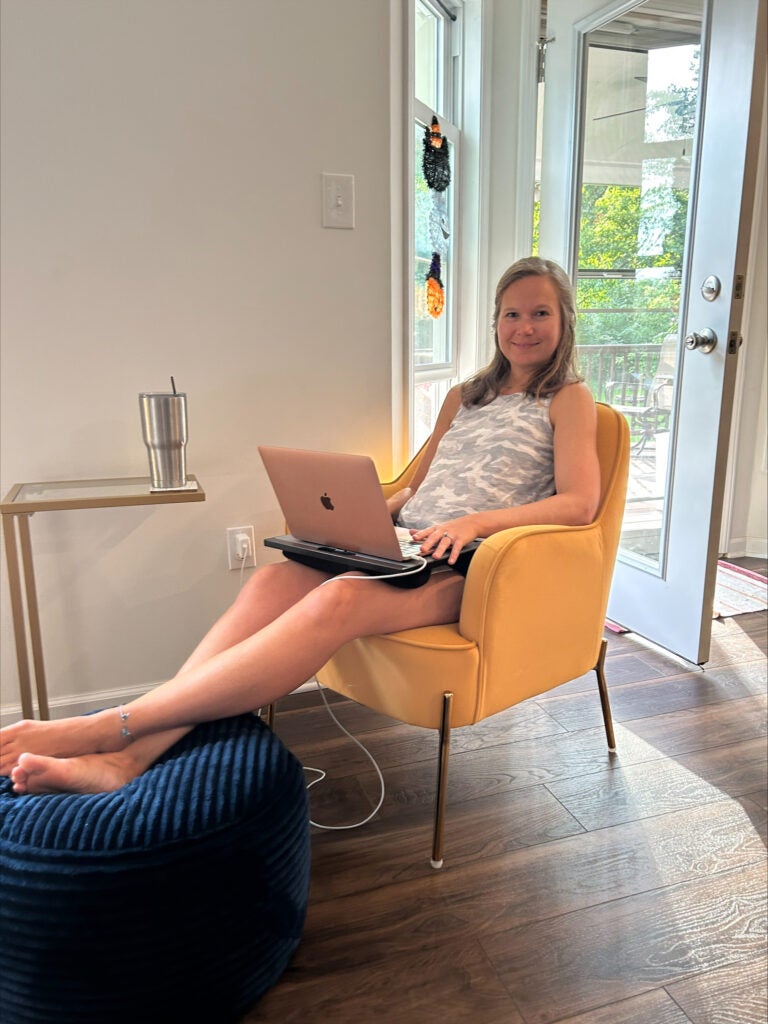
0, 257, 599, 795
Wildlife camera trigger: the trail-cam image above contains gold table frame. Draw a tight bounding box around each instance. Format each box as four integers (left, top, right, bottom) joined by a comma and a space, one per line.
1, 475, 205, 720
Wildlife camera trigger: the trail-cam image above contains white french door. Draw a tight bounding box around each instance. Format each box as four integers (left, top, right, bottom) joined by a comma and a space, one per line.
539, 0, 765, 663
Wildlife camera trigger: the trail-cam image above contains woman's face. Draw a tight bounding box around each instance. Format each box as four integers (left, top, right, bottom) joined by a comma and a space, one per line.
496, 274, 563, 380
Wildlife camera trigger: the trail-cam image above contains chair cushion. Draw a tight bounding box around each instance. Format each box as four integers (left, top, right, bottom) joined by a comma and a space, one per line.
0, 713, 310, 1024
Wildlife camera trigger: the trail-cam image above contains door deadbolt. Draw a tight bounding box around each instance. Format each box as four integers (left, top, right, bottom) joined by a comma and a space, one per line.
684, 328, 717, 353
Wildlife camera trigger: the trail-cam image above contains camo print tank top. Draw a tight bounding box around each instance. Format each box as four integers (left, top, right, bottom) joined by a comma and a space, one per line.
397, 393, 555, 531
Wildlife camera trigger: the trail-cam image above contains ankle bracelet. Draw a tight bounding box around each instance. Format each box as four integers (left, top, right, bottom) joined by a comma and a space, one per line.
118, 706, 134, 742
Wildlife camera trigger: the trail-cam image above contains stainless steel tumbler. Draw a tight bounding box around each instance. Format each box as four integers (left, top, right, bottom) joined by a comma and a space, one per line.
139, 392, 188, 490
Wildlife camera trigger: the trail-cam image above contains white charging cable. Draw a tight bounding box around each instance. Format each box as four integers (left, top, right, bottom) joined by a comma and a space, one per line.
303, 683, 386, 831
248, 550, 428, 830
299, 558, 429, 829
317, 555, 428, 587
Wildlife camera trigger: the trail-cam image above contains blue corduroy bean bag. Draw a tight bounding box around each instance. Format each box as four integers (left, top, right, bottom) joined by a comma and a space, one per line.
0, 713, 311, 1024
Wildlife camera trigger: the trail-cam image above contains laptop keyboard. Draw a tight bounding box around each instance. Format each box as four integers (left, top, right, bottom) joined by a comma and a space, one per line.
399, 537, 423, 557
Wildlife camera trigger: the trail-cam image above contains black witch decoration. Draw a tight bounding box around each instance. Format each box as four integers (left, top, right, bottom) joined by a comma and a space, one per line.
422, 116, 451, 192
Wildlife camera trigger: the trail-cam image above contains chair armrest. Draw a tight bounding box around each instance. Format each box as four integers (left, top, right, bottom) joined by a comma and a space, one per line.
650, 376, 674, 411
458, 522, 609, 714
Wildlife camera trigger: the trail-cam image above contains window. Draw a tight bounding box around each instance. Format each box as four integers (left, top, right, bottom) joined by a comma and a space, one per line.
410, 0, 461, 453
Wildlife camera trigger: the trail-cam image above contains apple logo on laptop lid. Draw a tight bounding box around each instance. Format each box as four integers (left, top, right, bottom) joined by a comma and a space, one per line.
320, 492, 335, 511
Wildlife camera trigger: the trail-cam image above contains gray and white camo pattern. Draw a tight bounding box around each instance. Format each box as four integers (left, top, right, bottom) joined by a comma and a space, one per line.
398, 393, 555, 530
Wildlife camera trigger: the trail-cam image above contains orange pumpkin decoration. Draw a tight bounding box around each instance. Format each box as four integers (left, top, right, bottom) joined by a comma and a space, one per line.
426, 252, 445, 318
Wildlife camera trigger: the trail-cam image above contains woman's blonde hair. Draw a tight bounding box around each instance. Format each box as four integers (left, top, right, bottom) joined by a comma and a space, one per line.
461, 256, 581, 407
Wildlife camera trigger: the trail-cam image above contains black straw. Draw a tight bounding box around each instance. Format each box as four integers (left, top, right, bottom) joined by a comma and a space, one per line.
171, 376, 177, 395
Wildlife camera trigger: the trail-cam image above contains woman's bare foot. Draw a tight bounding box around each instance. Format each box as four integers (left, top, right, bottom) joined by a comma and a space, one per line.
9, 750, 141, 795
0, 710, 125, 776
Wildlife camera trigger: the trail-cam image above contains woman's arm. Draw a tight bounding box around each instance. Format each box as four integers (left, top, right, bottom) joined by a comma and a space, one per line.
412, 382, 601, 562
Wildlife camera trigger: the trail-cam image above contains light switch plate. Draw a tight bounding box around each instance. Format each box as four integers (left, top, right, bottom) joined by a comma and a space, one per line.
322, 173, 355, 229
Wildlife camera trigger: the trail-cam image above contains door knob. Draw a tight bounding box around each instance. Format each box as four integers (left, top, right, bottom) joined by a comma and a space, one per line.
684, 328, 717, 353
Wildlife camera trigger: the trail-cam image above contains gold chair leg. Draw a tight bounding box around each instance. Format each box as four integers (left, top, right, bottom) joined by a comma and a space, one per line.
431, 692, 453, 869
594, 638, 616, 751
263, 703, 275, 730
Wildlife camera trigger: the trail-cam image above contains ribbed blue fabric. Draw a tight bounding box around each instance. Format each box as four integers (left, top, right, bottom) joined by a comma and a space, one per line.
0, 714, 311, 1024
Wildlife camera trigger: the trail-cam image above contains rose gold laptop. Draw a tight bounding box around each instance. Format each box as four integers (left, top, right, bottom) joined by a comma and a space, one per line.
258, 445, 428, 575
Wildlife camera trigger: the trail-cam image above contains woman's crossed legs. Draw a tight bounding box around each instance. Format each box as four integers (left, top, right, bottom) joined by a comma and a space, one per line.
0, 559, 464, 795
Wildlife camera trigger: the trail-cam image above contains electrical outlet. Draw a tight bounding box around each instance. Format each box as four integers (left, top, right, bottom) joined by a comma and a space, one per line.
226, 525, 256, 570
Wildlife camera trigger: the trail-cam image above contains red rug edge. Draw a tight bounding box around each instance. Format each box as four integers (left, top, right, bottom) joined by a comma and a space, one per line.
717, 559, 768, 585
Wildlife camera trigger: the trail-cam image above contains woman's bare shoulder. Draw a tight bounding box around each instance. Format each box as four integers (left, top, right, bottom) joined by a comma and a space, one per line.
445, 383, 465, 409
550, 380, 596, 415
434, 384, 464, 427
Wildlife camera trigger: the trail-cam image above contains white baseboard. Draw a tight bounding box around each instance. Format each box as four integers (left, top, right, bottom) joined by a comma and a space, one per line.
1, 680, 319, 727
723, 537, 768, 560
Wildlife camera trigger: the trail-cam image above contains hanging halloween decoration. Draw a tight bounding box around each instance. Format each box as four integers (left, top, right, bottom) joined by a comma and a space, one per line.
421, 114, 451, 319
422, 116, 451, 192
425, 252, 445, 319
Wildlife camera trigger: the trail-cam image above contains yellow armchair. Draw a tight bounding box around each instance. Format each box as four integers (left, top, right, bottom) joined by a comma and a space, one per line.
315, 402, 630, 867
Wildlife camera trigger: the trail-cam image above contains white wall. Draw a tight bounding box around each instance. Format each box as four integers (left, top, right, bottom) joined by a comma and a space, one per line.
1, 0, 765, 723
484, 0, 539, 293
0, 0, 396, 718
723, 80, 768, 560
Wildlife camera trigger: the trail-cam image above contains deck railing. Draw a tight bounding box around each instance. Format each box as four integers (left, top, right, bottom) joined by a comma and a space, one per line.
577, 343, 664, 403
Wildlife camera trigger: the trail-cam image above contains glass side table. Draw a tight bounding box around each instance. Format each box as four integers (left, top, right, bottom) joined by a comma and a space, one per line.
1, 475, 205, 720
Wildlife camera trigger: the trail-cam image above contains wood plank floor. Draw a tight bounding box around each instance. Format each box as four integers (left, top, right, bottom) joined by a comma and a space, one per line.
245, 597, 767, 1024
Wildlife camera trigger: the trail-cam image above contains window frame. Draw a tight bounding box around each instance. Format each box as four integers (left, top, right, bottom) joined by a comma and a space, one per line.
397, 0, 488, 462
409, 1, 462, 455
407, 2, 463, 453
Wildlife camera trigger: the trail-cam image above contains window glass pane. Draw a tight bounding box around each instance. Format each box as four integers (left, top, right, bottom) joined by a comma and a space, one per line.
413, 378, 455, 451
415, 2, 440, 110
414, 121, 453, 367
411, 1, 465, 456
576, 23, 700, 569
